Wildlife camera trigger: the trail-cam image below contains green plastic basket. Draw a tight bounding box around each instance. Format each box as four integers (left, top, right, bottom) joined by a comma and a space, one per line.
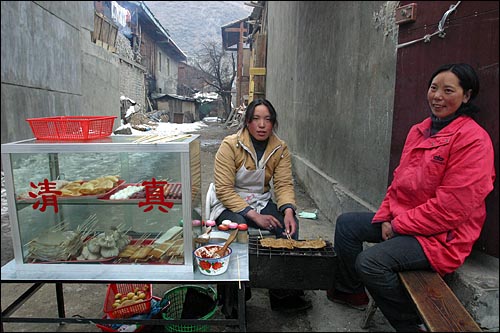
161, 285, 218, 332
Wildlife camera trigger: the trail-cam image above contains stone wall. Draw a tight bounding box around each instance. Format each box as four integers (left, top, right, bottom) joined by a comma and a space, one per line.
1, 1, 121, 144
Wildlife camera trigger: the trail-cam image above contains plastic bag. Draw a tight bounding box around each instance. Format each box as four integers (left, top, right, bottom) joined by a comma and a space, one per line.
298, 210, 318, 219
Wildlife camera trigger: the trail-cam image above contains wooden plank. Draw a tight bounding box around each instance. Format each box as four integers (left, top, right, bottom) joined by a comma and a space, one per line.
101, 20, 110, 46
108, 25, 118, 50
146, 96, 154, 113
92, 12, 99, 42
253, 33, 267, 100
249, 67, 266, 76
225, 27, 248, 33
254, 33, 267, 68
93, 12, 103, 42
399, 271, 482, 332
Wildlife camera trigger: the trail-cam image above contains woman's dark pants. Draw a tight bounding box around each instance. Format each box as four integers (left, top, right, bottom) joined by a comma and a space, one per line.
216, 201, 306, 316
334, 212, 431, 332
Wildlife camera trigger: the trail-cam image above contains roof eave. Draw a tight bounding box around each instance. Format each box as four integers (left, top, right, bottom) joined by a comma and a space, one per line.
139, 1, 187, 61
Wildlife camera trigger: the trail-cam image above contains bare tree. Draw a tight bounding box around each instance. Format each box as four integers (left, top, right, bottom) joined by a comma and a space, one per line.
191, 40, 236, 119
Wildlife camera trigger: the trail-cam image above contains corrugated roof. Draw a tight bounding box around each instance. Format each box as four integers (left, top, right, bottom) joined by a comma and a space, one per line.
151, 92, 196, 102
136, 1, 187, 61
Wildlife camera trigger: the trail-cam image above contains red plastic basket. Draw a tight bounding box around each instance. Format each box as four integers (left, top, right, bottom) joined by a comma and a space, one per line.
26, 116, 116, 140
103, 283, 153, 319
96, 296, 161, 332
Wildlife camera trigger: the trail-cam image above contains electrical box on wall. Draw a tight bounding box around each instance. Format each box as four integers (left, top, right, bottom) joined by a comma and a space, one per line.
395, 3, 417, 25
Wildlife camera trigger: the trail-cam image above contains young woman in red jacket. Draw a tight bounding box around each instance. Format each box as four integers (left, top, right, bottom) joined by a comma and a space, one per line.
328, 63, 495, 332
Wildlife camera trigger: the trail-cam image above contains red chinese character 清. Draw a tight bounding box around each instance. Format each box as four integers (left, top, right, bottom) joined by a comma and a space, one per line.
28, 179, 62, 213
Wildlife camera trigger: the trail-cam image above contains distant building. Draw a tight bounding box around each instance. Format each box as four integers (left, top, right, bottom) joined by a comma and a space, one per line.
93, 1, 187, 110
151, 93, 197, 123
221, 18, 252, 107
177, 63, 217, 96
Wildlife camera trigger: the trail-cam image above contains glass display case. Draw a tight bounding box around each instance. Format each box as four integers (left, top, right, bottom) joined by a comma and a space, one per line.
1, 135, 202, 277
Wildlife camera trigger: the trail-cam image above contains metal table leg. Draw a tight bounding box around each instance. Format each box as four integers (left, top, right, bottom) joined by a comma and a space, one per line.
237, 282, 246, 332
55, 283, 66, 320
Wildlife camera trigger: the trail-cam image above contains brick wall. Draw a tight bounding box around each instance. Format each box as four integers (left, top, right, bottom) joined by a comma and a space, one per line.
115, 33, 145, 111
119, 59, 145, 111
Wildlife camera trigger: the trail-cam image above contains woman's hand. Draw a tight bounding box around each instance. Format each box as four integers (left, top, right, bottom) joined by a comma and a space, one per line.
381, 221, 395, 241
246, 210, 281, 230
282, 208, 297, 237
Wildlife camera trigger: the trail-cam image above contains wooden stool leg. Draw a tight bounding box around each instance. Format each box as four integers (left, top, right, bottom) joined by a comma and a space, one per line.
360, 292, 377, 329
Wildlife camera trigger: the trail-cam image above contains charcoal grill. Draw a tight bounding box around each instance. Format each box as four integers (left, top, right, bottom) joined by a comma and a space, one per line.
248, 235, 337, 290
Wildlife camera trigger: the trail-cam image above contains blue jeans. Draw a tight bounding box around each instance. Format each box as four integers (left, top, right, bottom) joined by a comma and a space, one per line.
216, 200, 300, 239
334, 212, 431, 332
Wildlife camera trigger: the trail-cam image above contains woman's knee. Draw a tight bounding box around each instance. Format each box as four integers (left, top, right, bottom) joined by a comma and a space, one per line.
231, 214, 246, 224
216, 210, 246, 224
335, 213, 350, 234
355, 249, 378, 282
335, 212, 362, 239
335, 212, 377, 241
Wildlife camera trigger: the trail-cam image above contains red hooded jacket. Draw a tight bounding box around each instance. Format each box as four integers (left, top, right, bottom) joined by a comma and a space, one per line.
373, 116, 495, 276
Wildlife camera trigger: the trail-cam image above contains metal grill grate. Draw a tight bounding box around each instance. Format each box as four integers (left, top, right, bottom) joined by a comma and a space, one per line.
248, 235, 336, 258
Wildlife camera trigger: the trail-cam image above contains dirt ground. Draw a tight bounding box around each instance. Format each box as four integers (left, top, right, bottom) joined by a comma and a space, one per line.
1, 122, 393, 332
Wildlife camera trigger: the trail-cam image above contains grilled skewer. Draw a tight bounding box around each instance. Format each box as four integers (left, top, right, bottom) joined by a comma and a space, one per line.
117, 234, 150, 258
129, 234, 160, 260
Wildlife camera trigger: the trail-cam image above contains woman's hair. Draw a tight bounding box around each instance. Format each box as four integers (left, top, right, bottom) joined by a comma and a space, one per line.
243, 99, 279, 129
428, 63, 480, 115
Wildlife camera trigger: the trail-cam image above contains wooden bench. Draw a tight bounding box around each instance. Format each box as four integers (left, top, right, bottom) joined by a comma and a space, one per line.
361, 270, 482, 332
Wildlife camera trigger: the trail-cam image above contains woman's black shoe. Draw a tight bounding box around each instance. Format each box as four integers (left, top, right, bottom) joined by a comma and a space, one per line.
269, 289, 312, 313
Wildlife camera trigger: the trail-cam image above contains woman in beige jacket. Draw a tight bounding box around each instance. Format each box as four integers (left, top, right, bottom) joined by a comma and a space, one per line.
210, 98, 311, 314
210, 99, 298, 237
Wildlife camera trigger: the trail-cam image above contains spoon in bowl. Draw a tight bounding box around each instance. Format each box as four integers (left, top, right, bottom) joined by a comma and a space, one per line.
213, 229, 238, 258
194, 226, 212, 245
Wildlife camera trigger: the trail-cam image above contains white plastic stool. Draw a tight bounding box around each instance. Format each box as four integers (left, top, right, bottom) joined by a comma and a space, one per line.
205, 182, 272, 237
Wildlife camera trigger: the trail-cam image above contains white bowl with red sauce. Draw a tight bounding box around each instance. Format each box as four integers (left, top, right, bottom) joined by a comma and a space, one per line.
193, 244, 232, 276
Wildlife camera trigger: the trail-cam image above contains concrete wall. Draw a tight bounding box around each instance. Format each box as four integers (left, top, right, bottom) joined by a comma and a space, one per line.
80, 30, 120, 119
1, 1, 121, 144
266, 2, 399, 219
154, 49, 180, 95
